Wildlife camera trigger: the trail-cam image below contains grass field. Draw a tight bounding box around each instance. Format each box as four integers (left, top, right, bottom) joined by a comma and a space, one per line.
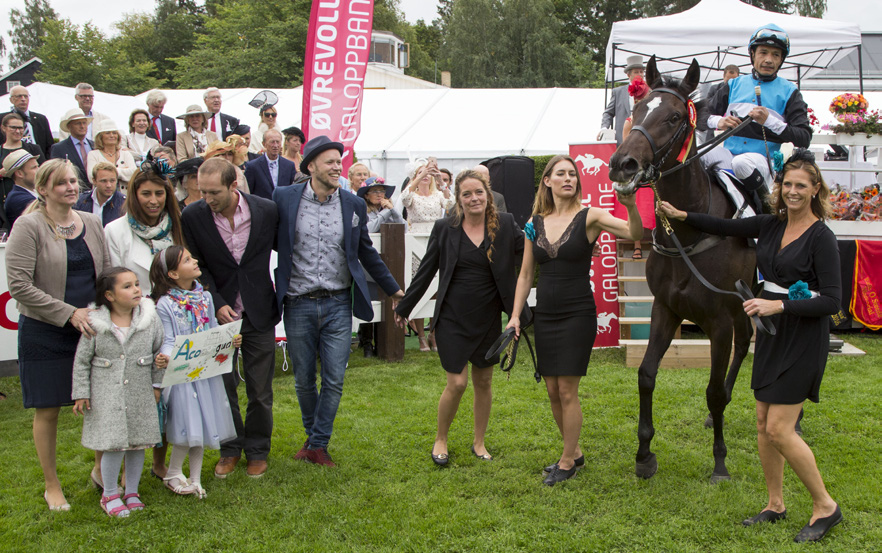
0, 331, 880, 552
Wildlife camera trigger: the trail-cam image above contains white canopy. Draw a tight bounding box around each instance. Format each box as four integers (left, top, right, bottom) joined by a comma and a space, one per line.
605, 0, 862, 83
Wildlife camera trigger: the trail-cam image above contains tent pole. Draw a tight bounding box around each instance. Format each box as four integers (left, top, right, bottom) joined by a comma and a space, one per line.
607, 45, 616, 106
858, 44, 864, 95
797, 65, 801, 90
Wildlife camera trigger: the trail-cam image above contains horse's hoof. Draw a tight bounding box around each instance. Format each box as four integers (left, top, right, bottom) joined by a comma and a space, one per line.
704, 413, 714, 428
635, 454, 658, 479
710, 473, 731, 484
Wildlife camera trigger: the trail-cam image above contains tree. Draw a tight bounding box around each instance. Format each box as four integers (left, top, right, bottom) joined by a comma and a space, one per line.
441, 0, 578, 88
0, 37, 6, 72
7, 0, 58, 68
794, 0, 826, 17
35, 19, 164, 95
171, 0, 310, 88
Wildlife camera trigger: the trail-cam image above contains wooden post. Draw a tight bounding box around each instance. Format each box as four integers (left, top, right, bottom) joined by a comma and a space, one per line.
377, 222, 406, 361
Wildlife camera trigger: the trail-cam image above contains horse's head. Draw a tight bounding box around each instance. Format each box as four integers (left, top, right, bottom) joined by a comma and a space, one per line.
609, 56, 701, 194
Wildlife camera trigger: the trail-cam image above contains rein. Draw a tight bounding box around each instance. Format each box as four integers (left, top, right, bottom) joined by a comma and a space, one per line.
627, 88, 776, 336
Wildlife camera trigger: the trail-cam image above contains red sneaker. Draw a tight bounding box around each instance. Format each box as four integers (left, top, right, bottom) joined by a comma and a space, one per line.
306, 447, 336, 467
293, 440, 310, 461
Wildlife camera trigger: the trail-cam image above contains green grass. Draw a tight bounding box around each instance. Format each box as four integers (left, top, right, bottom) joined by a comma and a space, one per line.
0, 332, 880, 552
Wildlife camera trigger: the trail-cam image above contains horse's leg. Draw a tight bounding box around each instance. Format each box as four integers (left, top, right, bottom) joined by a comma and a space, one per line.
706, 321, 735, 483
636, 302, 682, 479
705, 311, 753, 428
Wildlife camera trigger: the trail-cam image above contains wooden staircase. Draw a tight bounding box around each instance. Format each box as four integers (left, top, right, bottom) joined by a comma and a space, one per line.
616, 240, 717, 368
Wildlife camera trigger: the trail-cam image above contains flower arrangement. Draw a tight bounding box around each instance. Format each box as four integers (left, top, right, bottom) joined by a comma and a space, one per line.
807, 107, 820, 129
829, 92, 869, 124
829, 183, 882, 221
830, 109, 882, 138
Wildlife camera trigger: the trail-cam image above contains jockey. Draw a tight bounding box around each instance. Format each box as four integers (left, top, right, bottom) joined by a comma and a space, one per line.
703, 24, 813, 212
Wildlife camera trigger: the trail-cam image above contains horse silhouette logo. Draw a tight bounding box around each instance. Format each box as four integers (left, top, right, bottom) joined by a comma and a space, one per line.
575, 154, 608, 176
597, 312, 618, 334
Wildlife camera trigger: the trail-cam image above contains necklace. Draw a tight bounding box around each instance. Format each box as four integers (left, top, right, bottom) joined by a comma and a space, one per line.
56, 220, 77, 238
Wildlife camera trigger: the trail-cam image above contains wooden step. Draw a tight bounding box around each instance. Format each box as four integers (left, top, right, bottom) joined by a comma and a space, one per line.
620, 317, 694, 325
618, 276, 647, 282
617, 296, 654, 303
620, 339, 732, 369
617, 257, 647, 263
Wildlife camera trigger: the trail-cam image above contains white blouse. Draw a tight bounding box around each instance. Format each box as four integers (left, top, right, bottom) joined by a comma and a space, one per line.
400, 187, 454, 233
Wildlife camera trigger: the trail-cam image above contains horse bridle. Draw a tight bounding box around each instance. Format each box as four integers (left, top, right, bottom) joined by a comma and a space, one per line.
628, 87, 693, 186
628, 87, 777, 336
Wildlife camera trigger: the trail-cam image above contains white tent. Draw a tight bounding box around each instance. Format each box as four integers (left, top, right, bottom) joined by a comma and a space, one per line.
605, 0, 862, 84
4, 82, 879, 188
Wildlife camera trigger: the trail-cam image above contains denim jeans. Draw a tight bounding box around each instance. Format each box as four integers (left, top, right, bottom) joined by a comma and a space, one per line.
283, 291, 352, 449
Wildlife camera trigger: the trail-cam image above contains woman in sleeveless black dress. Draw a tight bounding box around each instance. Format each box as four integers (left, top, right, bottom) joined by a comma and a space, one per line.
659, 150, 843, 542
395, 170, 525, 466
508, 155, 643, 485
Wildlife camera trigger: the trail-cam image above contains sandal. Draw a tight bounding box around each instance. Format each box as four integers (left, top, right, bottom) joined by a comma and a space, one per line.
632, 247, 643, 260
163, 476, 196, 496
427, 333, 438, 352
418, 337, 430, 352
100, 493, 130, 518
44, 490, 70, 512
191, 482, 207, 499
123, 493, 145, 511
89, 466, 103, 490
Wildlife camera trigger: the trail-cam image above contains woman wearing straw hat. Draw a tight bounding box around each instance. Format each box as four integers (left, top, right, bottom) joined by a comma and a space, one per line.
175, 105, 217, 163
86, 120, 137, 189
203, 139, 250, 194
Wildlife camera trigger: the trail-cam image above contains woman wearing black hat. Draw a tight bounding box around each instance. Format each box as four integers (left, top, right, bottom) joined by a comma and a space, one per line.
174, 157, 204, 210
281, 127, 306, 172
395, 169, 526, 466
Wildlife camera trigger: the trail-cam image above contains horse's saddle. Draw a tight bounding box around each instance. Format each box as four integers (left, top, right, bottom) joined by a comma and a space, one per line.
709, 169, 758, 219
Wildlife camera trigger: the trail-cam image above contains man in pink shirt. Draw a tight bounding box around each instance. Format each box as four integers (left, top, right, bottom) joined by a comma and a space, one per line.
180, 157, 280, 479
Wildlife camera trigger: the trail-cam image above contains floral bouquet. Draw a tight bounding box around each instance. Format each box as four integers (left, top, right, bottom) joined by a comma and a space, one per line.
829, 93, 869, 124
829, 183, 882, 221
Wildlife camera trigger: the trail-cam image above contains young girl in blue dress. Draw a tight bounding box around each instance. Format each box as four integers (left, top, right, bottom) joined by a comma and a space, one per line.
150, 245, 240, 499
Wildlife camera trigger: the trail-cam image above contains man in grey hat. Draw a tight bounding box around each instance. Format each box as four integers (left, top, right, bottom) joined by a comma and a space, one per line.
50, 109, 95, 183
274, 135, 405, 467
1, 150, 39, 229
599, 55, 646, 145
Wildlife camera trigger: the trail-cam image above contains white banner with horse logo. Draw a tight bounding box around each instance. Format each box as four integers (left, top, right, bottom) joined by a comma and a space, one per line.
160, 320, 242, 388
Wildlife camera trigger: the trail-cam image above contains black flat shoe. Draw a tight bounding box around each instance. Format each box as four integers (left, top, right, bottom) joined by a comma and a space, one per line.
742, 509, 787, 526
471, 445, 492, 461
431, 451, 449, 467
543, 455, 584, 473
543, 464, 577, 486
794, 506, 842, 543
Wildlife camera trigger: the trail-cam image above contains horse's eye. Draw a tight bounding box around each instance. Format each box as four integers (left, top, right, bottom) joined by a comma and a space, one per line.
670, 112, 681, 123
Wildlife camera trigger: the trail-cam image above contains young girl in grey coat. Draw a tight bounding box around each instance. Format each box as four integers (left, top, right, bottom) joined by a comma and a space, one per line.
72, 267, 169, 517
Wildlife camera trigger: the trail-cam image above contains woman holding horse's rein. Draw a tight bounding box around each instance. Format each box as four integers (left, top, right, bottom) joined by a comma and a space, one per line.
394, 170, 526, 466
658, 149, 842, 543
507, 155, 642, 486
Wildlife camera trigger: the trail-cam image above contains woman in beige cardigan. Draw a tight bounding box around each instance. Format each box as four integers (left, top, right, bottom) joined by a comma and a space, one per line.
6, 159, 111, 511
174, 105, 218, 162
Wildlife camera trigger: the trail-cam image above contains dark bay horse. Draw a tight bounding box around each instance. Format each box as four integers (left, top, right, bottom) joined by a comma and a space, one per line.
608, 57, 755, 482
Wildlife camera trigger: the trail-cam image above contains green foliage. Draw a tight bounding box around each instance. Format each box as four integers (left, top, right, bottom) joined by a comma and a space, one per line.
831, 110, 882, 138
441, 0, 578, 88
170, 0, 310, 89
7, 0, 58, 68
793, 0, 827, 17
35, 19, 164, 96
1, 332, 880, 551
531, 155, 556, 187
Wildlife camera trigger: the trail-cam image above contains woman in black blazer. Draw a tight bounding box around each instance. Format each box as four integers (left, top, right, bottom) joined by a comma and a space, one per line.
395, 169, 525, 466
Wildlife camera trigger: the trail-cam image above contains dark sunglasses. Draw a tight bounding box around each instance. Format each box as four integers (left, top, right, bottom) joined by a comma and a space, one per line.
264, 113, 277, 118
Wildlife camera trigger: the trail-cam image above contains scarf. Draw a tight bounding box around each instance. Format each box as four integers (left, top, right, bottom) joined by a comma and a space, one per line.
189, 128, 207, 154
128, 212, 173, 254
167, 283, 211, 333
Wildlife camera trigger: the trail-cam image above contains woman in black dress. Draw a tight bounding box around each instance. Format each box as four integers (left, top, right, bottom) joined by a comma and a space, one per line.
395, 170, 525, 466
507, 155, 642, 486
6, 159, 111, 510
659, 149, 842, 543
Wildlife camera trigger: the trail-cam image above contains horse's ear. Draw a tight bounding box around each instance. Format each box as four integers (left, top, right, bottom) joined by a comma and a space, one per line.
681, 59, 700, 95
645, 55, 662, 88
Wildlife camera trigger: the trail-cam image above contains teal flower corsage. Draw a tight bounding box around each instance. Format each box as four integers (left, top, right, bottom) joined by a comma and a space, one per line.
772, 150, 784, 174
524, 222, 535, 241
788, 280, 812, 300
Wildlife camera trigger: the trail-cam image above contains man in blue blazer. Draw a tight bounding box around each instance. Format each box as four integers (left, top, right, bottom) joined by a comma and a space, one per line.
274, 135, 404, 467
243, 129, 296, 199
50, 109, 94, 184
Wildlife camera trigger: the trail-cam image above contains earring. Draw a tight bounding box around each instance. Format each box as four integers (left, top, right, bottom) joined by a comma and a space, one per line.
812, 194, 816, 199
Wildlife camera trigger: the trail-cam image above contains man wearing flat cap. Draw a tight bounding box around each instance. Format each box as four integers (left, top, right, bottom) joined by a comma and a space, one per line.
274, 135, 405, 467
599, 55, 646, 145
1, 150, 39, 229
50, 109, 95, 183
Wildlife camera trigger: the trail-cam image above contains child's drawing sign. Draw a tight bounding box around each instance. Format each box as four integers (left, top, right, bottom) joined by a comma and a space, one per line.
160, 320, 242, 388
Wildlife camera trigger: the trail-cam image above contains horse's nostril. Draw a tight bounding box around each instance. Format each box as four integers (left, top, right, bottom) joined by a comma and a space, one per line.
623, 157, 639, 174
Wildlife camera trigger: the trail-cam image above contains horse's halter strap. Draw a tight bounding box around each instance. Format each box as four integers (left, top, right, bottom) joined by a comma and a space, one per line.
629, 87, 697, 187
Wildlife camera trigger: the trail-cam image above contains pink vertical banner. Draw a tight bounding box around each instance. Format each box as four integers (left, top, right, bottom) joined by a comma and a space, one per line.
569, 143, 619, 348
302, 0, 374, 174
